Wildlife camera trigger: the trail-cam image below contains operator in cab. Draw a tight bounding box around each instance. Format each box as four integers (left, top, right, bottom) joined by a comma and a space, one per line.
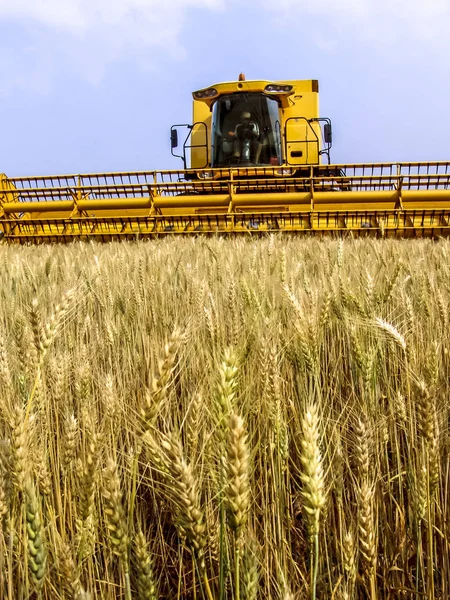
228, 111, 262, 164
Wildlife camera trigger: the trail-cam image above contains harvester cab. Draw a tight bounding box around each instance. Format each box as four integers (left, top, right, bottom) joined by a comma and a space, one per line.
1, 74, 450, 242
170, 74, 333, 173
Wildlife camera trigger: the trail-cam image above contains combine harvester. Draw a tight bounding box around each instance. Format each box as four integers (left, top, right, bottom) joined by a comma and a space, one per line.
1, 74, 449, 242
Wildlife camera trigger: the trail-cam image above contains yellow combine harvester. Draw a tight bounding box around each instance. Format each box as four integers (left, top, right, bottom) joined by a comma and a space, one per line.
1, 74, 450, 242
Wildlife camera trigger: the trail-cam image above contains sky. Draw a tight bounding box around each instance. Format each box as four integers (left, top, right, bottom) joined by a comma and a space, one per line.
1, 0, 450, 176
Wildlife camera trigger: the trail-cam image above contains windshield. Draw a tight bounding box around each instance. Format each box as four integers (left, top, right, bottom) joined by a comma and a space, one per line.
211, 93, 282, 167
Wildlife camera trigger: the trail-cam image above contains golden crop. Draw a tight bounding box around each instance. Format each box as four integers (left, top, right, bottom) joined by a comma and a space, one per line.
0, 236, 448, 599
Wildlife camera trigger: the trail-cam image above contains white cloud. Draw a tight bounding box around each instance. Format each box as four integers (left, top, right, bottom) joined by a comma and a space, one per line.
265, 0, 450, 48
0, 0, 449, 95
0, 0, 224, 33
1, 0, 449, 50
0, 0, 226, 91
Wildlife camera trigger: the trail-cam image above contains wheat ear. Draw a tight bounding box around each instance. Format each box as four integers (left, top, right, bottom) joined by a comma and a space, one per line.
78, 431, 101, 522
11, 405, 28, 492
215, 348, 239, 419
159, 433, 207, 557
24, 477, 47, 592
102, 458, 129, 561
141, 327, 185, 433
241, 538, 259, 600
299, 402, 326, 600
224, 412, 250, 535
374, 317, 406, 353
58, 539, 91, 600
299, 403, 326, 538
357, 480, 377, 594
133, 530, 159, 600
148, 431, 213, 599
62, 413, 79, 475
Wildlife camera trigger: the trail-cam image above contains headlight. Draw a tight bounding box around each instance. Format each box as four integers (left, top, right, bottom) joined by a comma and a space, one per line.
198, 171, 214, 179
264, 84, 293, 94
193, 88, 218, 99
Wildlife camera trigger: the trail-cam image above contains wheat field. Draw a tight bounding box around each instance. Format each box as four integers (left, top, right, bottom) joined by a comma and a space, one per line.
0, 236, 449, 600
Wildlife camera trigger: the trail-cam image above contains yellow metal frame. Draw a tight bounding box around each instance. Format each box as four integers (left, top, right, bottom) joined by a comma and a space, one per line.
1, 162, 450, 242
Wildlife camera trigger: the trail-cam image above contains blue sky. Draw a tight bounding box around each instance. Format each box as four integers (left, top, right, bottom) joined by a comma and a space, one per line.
1, 0, 450, 176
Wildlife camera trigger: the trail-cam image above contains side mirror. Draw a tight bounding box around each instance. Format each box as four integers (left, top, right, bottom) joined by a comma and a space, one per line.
324, 123, 332, 145
170, 129, 178, 149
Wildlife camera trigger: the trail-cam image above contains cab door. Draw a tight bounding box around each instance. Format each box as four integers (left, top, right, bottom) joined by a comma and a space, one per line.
285, 117, 320, 166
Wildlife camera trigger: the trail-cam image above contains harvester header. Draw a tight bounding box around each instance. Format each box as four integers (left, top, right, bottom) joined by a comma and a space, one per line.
0, 75, 449, 242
